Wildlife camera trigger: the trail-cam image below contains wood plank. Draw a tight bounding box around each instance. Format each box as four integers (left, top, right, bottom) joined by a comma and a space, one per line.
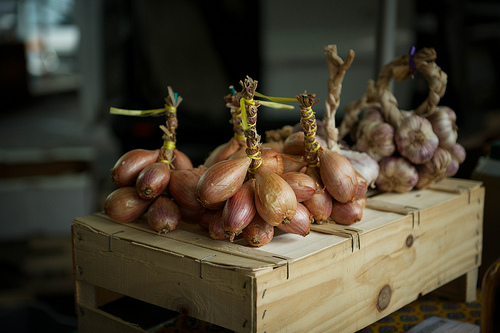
252, 185, 484, 332
73, 222, 256, 333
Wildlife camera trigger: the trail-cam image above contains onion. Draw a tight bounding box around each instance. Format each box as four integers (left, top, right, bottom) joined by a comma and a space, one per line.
318, 147, 358, 203
277, 202, 312, 236
222, 179, 256, 241
207, 210, 229, 240
243, 214, 274, 247
104, 186, 153, 223
136, 162, 171, 200
111, 149, 160, 187
196, 156, 251, 209
147, 195, 181, 233
283, 131, 305, 156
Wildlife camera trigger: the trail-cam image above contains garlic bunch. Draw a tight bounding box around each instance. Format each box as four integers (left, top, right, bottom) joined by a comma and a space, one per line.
376, 157, 419, 193
394, 114, 439, 165
415, 147, 452, 189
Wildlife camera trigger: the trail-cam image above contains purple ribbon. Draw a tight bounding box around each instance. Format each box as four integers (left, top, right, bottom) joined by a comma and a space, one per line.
409, 46, 416, 73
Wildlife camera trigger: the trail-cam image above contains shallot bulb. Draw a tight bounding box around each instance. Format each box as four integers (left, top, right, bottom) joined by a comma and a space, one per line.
427, 106, 458, 149
243, 214, 274, 247
280, 172, 317, 202
415, 147, 452, 189
395, 115, 439, 164
330, 199, 363, 225
318, 147, 358, 203
111, 149, 160, 187
169, 168, 205, 211
196, 156, 252, 209
203, 137, 241, 168
376, 156, 419, 193
104, 186, 153, 223
172, 149, 194, 170
277, 202, 312, 236
303, 167, 332, 224
283, 131, 305, 156
147, 195, 181, 234
254, 168, 297, 226
353, 120, 395, 162
222, 179, 256, 241
136, 162, 171, 200
208, 210, 229, 240
339, 149, 379, 187
281, 154, 307, 173
260, 147, 284, 175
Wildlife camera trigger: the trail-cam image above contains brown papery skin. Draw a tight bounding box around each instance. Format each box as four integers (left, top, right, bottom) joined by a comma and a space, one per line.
169, 168, 204, 211
136, 162, 171, 200
196, 156, 251, 209
147, 195, 181, 233
207, 210, 229, 240
283, 131, 305, 156
203, 137, 241, 168
111, 149, 160, 187
172, 149, 194, 170
281, 154, 307, 173
260, 147, 284, 175
243, 214, 274, 247
104, 186, 153, 223
280, 171, 316, 202
318, 147, 358, 203
277, 202, 312, 236
330, 199, 363, 225
355, 173, 368, 200
254, 168, 297, 226
222, 179, 256, 242
303, 167, 333, 224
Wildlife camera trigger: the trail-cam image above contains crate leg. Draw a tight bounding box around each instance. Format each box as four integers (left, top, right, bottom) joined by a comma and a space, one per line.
431, 268, 479, 303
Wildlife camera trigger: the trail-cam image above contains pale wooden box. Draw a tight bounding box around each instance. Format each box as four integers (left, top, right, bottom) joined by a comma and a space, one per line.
72, 178, 484, 333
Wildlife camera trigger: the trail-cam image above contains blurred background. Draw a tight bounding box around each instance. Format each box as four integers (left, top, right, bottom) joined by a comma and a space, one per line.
0, 0, 499, 331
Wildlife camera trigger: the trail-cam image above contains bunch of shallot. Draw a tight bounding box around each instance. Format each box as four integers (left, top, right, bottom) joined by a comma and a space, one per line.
338, 47, 466, 193
104, 87, 197, 234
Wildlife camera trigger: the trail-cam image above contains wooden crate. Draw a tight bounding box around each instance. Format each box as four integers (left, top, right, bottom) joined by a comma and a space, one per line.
72, 178, 484, 333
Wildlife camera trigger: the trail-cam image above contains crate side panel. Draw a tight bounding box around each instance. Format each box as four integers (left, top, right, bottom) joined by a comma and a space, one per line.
254, 186, 483, 333
73, 223, 255, 333
77, 304, 146, 333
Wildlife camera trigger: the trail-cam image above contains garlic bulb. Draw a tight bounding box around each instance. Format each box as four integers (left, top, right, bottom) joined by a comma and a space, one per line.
445, 143, 466, 177
339, 149, 380, 187
426, 106, 458, 149
353, 120, 396, 162
395, 114, 439, 164
415, 147, 452, 189
376, 156, 419, 193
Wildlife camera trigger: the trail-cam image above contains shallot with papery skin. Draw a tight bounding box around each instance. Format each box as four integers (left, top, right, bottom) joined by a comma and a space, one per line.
376, 156, 419, 193
254, 167, 297, 226
260, 147, 284, 175
147, 195, 181, 234
318, 147, 358, 203
222, 179, 256, 242
172, 149, 194, 170
283, 131, 305, 156
281, 154, 307, 173
339, 149, 379, 188
111, 149, 160, 187
330, 199, 363, 225
243, 214, 274, 247
395, 114, 439, 164
203, 137, 241, 168
104, 186, 153, 223
208, 210, 229, 240
280, 172, 317, 202
196, 156, 251, 209
303, 167, 332, 224
169, 167, 205, 211
277, 202, 312, 236
178, 205, 204, 224
136, 161, 171, 200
